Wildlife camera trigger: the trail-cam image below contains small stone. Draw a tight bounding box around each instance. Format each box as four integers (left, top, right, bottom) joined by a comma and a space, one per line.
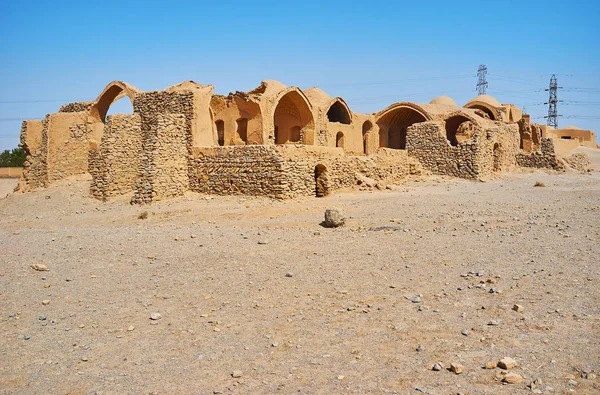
567, 379, 577, 387
450, 362, 465, 374
271, 342, 279, 347
8, 312, 15, 318
150, 312, 162, 321
461, 329, 469, 336
31, 264, 47, 271
81, 356, 88, 362
231, 370, 243, 378
503, 372, 523, 384
411, 297, 422, 303
336, 375, 344, 380
38, 314, 47, 321
127, 326, 135, 331
324, 208, 346, 228
485, 361, 497, 369
432, 363, 442, 371
415, 387, 429, 393
488, 320, 501, 326
24, 334, 30, 340
43, 283, 51, 288
513, 304, 524, 312
42, 300, 50, 306
416, 344, 424, 352
257, 240, 269, 245
285, 272, 293, 278
65, 277, 72, 282
497, 357, 518, 370
489, 287, 497, 293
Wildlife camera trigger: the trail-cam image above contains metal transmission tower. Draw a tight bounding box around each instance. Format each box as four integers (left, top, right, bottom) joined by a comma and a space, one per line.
476, 65, 488, 95
544, 74, 562, 128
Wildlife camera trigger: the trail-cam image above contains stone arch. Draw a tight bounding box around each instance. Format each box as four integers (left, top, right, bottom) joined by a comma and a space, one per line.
362, 120, 373, 154
326, 99, 352, 124
314, 164, 329, 197
89, 81, 142, 123
272, 88, 314, 144
376, 103, 431, 149
444, 114, 476, 146
336, 132, 344, 148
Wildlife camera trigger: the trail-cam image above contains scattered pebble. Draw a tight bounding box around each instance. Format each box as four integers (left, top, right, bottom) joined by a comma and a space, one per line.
450, 362, 464, 374
461, 329, 469, 336
503, 372, 523, 384
416, 344, 424, 352
432, 363, 442, 371
150, 312, 162, 321
38, 314, 47, 321
485, 361, 497, 369
31, 264, 47, 271
285, 272, 293, 278
231, 370, 243, 378
42, 300, 50, 306
411, 297, 422, 304
497, 357, 518, 370
512, 304, 524, 312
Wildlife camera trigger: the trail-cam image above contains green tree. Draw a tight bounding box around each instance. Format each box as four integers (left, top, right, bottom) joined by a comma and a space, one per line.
0, 147, 27, 167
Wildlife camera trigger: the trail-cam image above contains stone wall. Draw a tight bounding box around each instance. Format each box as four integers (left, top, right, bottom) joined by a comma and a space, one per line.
131, 114, 189, 204
406, 121, 519, 180
89, 114, 142, 200
189, 145, 413, 199
59, 101, 94, 113
190, 145, 286, 197
516, 138, 565, 170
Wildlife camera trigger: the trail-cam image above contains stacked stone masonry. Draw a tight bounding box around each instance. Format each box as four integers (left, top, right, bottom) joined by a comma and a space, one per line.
16, 79, 596, 202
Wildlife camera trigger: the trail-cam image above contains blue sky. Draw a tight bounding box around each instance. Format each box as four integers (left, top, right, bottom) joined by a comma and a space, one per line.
1, 0, 599, 150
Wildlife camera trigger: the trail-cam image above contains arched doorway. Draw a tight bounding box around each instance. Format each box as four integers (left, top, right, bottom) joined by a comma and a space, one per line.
273, 90, 314, 144
444, 115, 473, 146
314, 164, 329, 197
362, 121, 373, 154
327, 100, 351, 124
236, 118, 248, 144
89, 81, 140, 123
215, 120, 225, 146
376, 106, 428, 149
336, 132, 344, 148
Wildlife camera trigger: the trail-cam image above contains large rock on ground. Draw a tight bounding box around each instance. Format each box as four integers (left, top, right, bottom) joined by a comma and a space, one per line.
324, 208, 346, 228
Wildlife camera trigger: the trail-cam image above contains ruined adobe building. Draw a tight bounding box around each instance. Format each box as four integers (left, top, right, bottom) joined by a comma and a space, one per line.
17, 80, 596, 203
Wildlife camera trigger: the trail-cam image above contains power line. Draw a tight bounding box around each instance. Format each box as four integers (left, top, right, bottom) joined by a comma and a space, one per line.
476, 65, 488, 95
544, 74, 561, 128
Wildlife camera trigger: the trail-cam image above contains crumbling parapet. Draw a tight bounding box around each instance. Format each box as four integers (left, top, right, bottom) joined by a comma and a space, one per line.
516, 137, 565, 170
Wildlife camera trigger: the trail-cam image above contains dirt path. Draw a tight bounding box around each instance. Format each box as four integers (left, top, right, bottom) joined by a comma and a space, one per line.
1, 168, 599, 394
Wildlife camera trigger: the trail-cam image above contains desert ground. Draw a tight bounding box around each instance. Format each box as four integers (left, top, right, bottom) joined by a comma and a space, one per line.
1, 148, 599, 395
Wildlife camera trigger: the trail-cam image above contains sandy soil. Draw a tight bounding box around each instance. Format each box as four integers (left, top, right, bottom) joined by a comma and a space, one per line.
1, 158, 599, 394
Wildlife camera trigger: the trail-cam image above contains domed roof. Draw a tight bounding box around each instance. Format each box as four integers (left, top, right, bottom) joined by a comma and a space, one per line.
248, 80, 287, 97
562, 125, 580, 130
304, 87, 333, 108
429, 96, 458, 107
465, 94, 501, 108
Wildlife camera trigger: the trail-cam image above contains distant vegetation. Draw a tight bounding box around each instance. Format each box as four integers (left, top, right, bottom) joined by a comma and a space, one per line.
0, 148, 27, 167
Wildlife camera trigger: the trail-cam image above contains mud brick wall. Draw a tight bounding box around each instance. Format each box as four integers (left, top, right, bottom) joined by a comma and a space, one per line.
89, 114, 142, 200
131, 114, 189, 204
516, 138, 564, 170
